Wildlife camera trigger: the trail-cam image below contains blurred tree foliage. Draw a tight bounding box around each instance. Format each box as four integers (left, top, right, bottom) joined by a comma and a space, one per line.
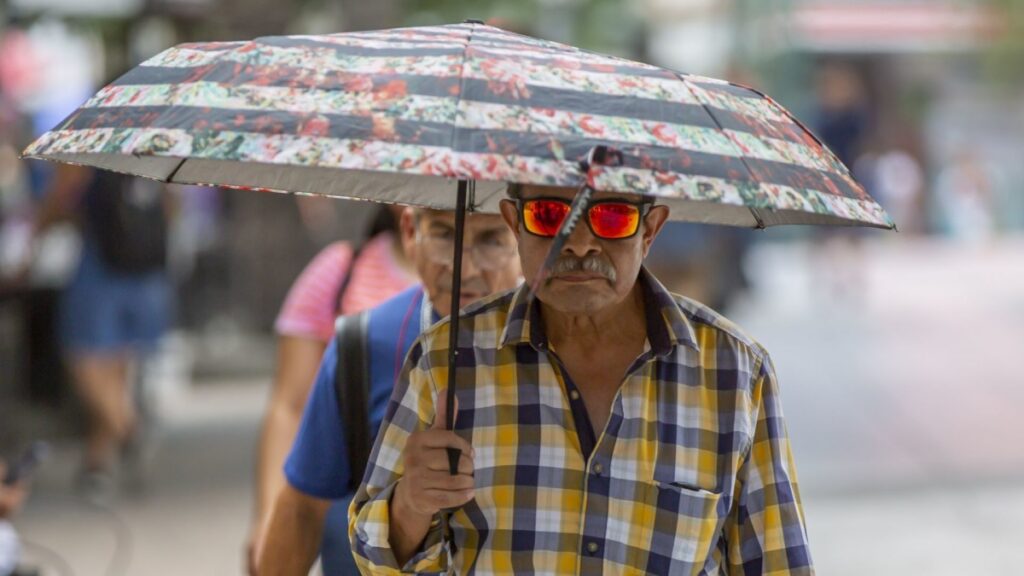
402, 0, 539, 31
401, 0, 643, 57
982, 0, 1024, 89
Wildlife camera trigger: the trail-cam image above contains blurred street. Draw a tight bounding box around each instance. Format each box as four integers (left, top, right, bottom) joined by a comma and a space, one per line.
737, 234, 1024, 575
11, 234, 1024, 576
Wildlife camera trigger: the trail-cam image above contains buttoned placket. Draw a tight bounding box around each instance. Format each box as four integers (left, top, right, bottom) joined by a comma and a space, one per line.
543, 340, 658, 574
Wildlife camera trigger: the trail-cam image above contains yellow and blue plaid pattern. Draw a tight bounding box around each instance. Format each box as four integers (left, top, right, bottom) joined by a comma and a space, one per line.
350, 269, 812, 575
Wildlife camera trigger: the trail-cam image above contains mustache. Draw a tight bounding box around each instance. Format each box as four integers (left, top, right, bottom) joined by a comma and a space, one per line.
548, 255, 617, 282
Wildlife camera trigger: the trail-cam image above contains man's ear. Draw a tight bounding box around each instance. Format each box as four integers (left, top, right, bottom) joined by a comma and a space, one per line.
399, 207, 417, 260
640, 205, 670, 257
499, 199, 521, 240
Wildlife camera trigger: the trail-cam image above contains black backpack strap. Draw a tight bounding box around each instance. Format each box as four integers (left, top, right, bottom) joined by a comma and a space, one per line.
333, 242, 366, 317
334, 310, 372, 493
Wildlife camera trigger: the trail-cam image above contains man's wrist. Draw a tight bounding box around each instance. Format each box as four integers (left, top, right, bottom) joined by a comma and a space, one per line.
388, 479, 441, 567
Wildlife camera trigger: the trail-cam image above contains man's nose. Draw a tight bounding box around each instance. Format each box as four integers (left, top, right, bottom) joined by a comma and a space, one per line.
458, 243, 482, 279
561, 217, 600, 258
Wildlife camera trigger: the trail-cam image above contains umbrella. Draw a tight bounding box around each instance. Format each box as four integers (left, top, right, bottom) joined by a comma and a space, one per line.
23, 21, 892, 229
22, 20, 895, 474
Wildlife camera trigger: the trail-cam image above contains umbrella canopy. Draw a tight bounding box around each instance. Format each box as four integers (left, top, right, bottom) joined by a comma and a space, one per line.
23, 22, 892, 230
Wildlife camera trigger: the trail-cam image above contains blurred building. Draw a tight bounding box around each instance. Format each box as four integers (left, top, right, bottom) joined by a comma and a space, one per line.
1, 0, 397, 339
643, 0, 1024, 235
0, 0, 401, 427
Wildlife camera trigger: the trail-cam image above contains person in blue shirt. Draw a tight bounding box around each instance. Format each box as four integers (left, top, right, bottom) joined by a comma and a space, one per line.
258, 207, 522, 575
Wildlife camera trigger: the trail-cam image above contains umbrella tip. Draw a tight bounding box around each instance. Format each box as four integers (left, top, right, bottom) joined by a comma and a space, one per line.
463, 19, 485, 25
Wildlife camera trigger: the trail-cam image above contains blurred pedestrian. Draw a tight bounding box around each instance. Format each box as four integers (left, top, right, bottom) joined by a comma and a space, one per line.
0, 459, 33, 576
246, 205, 418, 574
934, 150, 996, 244
812, 62, 873, 303
256, 207, 520, 575
871, 148, 924, 235
20, 164, 173, 498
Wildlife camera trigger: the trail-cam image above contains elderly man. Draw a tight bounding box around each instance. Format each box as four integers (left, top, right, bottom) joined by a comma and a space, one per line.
257, 207, 521, 575
351, 184, 812, 575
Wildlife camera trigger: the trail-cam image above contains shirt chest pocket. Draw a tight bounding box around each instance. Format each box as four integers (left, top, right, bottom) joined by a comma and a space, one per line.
635, 474, 725, 575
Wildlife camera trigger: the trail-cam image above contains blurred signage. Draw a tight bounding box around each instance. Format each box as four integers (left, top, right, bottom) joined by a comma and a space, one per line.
791, 2, 1003, 52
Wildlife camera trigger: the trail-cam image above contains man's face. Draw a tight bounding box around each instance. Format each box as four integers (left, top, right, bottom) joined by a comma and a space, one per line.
499, 185, 669, 315
401, 209, 522, 317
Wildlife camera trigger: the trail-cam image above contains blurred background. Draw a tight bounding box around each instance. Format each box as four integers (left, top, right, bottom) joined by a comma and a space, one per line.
0, 0, 1022, 574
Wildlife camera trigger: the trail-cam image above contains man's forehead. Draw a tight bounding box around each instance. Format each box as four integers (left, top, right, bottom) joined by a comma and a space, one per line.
518, 184, 641, 203
422, 209, 506, 228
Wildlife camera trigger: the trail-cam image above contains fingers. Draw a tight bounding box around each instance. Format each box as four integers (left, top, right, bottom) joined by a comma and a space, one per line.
396, 467, 475, 517
407, 437, 473, 475
422, 450, 474, 476
416, 432, 474, 478
421, 487, 476, 510
431, 390, 460, 430
427, 391, 471, 477
413, 468, 476, 492
418, 429, 474, 457
400, 391, 478, 515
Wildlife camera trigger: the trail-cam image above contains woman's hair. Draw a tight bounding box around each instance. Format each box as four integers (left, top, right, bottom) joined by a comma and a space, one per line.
365, 204, 400, 238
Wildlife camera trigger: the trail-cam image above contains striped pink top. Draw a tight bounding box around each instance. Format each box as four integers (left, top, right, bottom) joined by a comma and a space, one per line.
274, 232, 418, 342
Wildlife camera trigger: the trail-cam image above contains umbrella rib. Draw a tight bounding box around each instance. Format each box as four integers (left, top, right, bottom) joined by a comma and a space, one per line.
165, 158, 186, 184
449, 22, 477, 187
672, 72, 767, 230
747, 206, 767, 230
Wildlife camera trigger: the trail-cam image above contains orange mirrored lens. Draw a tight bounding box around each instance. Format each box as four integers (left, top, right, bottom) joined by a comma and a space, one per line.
589, 203, 640, 239
523, 200, 569, 237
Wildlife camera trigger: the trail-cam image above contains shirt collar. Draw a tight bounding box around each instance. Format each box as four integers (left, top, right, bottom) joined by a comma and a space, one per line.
499, 266, 700, 355
418, 287, 443, 331
498, 282, 538, 349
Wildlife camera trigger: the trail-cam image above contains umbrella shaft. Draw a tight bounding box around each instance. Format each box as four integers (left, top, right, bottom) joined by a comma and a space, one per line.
446, 180, 468, 475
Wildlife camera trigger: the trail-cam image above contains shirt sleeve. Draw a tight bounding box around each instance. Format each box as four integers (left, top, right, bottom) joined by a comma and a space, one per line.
348, 339, 449, 575
283, 338, 353, 499
724, 351, 814, 575
274, 242, 354, 342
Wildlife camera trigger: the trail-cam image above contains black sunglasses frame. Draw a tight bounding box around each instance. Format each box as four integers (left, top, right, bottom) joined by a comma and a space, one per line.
516, 196, 653, 240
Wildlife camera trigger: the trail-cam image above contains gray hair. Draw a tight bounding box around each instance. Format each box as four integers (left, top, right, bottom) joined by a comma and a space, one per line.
506, 182, 523, 199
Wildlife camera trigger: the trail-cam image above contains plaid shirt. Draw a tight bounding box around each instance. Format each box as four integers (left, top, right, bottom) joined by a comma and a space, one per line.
350, 269, 812, 575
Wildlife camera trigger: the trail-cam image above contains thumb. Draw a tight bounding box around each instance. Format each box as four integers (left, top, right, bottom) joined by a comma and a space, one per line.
431, 390, 459, 431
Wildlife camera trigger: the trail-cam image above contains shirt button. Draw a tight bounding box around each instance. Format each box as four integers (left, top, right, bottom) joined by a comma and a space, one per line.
430, 517, 441, 528
592, 462, 603, 476
569, 390, 580, 401
586, 541, 599, 554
